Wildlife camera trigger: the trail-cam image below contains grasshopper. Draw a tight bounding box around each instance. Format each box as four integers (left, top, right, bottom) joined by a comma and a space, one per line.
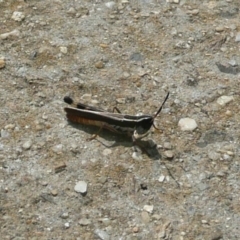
64, 92, 169, 143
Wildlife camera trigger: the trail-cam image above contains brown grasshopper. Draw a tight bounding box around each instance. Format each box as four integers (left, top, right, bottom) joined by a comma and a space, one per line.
64, 92, 169, 143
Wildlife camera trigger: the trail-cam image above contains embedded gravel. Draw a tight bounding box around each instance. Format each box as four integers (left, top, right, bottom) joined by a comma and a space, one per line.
1, 1, 240, 239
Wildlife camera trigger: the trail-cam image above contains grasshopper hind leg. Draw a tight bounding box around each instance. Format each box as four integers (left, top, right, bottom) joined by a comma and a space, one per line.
86, 126, 103, 141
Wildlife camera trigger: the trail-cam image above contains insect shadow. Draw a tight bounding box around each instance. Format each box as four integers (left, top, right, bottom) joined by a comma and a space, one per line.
67, 121, 161, 160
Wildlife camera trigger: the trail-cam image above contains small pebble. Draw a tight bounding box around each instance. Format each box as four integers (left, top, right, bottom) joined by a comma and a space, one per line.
64, 222, 70, 229
217, 96, 234, 106
187, 9, 199, 15
158, 175, 165, 182
211, 232, 223, 240
0, 59, 5, 69
52, 144, 63, 154
235, 32, 240, 42
42, 113, 48, 120
215, 26, 224, 32
116, 98, 126, 104
41, 181, 48, 186
81, 93, 92, 100
163, 142, 172, 149
0, 29, 20, 40
178, 118, 197, 131
164, 150, 174, 159
141, 211, 150, 223
143, 205, 154, 214
95, 61, 104, 69
67, 7, 76, 15
51, 189, 58, 196
1, 129, 10, 138
99, 217, 110, 225
54, 162, 66, 173
208, 151, 220, 161
228, 59, 237, 67
4, 124, 15, 130
11, 11, 25, 21
22, 140, 32, 150
223, 154, 231, 160
105, 2, 115, 8
60, 46, 68, 54
61, 212, 69, 219
99, 43, 108, 48
91, 99, 99, 104
74, 181, 87, 194
123, 71, 130, 78
102, 149, 112, 156
132, 226, 139, 233
225, 110, 232, 116
152, 214, 161, 220
216, 171, 226, 177
79, 218, 91, 226
166, 0, 180, 3
94, 229, 110, 240
226, 151, 234, 156
98, 176, 107, 184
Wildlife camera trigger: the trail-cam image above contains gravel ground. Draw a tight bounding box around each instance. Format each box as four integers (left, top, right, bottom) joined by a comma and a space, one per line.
1, 0, 240, 239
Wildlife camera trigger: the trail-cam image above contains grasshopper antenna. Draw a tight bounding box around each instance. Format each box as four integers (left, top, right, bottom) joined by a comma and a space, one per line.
152, 92, 169, 130
153, 92, 169, 119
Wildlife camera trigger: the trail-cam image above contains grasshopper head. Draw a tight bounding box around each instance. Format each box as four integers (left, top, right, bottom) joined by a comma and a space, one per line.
135, 117, 154, 135
135, 92, 169, 136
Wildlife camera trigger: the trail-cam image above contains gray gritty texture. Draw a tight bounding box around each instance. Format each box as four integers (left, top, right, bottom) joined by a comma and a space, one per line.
0, 1, 240, 239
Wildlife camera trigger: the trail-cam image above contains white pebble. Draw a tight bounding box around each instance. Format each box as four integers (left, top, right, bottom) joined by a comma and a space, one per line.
74, 181, 87, 194
94, 229, 110, 240
226, 151, 234, 156
228, 59, 237, 67
143, 205, 154, 213
217, 96, 234, 106
158, 175, 165, 182
52, 144, 63, 154
64, 222, 70, 228
60, 46, 68, 54
22, 140, 32, 150
105, 2, 116, 8
164, 150, 174, 159
11, 11, 25, 22
178, 118, 197, 131
4, 124, 15, 130
223, 154, 231, 160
